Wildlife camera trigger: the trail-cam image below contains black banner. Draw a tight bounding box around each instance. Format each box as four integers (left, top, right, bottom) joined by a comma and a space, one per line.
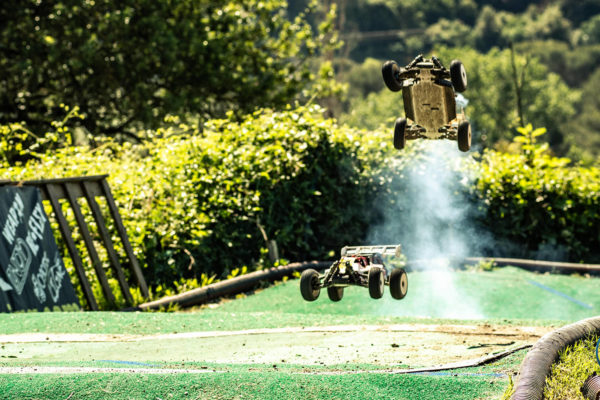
0, 186, 80, 312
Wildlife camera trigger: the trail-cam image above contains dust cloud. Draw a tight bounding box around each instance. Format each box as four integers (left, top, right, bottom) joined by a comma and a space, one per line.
368, 140, 489, 319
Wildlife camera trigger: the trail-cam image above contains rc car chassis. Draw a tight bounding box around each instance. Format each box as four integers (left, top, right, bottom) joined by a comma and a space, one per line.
382, 54, 471, 152
300, 245, 408, 302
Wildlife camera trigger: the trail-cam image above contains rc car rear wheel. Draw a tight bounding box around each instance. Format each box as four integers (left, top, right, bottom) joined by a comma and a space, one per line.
389, 268, 408, 300
382, 61, 403, 92
450, 60, 467, 93
327, 286, 344, 302
300, 269, 321, 301
394, 118, 407, 150
368, 267, 385, 299
458, 121, 471, 152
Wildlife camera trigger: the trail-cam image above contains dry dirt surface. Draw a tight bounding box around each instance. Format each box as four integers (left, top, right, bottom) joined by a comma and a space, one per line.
0, 323, 552, 374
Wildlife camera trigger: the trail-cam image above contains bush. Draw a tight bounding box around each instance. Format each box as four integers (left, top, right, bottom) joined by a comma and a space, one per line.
0, 105, 401, 288
2, 110, 598, 309
474, 125, 600, 262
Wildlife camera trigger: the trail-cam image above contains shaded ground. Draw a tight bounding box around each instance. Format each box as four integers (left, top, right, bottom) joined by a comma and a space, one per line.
0, 266, 599, 399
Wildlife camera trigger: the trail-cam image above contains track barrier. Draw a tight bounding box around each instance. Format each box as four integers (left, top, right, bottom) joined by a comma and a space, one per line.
0, 175, 149, 310
511, 316, 600, 400
138, 261, 330, 310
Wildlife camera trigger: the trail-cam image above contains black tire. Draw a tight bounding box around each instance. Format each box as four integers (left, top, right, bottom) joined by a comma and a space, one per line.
382, 61, 403, 92
450, 60, 467, 93
327, 286, 344, 302
458, 121, 471, 152
300, 269, 321, 301
394, 118, 407, 150
368, 267, 384, 299
389, 268, 408, 300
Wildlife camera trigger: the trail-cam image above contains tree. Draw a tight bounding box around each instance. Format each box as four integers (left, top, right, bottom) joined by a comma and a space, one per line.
569, 68, 600, 160
0, 0, 327, 140
575, 14, 600, 45
424, 18, 475, 49
339, 88, 401, 131
438, 47, 578, 151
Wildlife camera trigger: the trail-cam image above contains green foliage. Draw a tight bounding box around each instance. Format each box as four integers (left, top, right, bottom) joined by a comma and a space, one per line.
227, 266, 248, 280
2, 108, 600, 307
575, 14, 600, 45
500, 374, 515, 400
306, 0, 600, 159
569, 68, 600, 161
471, 259, 496, 272
436, 46, 578, 150
0, 106, 394, 292
495, 4, 571, 45
0, 104, 83, 163
514, 40, 600, 87
424, 18, 476, 49
343, 58, 386, 100
0, 0, 330, 142
474, 124, 600, 261
339, 88, 402, 131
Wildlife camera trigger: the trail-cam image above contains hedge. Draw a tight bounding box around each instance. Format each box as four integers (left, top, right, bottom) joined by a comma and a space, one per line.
1, 111, 598, 309
0, 105, 410, 290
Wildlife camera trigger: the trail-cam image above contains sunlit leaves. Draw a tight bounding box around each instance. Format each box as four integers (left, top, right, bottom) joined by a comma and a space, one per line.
475, 126, 600, 261
0, 0, 330, 141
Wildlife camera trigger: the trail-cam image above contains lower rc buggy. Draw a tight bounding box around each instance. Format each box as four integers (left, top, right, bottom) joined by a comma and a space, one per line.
382, 54, 471, 152
300, 245, 408, 302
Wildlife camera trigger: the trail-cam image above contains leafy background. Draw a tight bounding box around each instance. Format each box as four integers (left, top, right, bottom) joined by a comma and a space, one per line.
1, 0, 599, 308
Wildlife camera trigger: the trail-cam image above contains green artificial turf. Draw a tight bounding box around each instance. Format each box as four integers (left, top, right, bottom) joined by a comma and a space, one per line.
0, 346, 529, 373
0, 266, 595, 400
216, 266, 600, 321
1, 266, 593, 336
0, 348, 529, 399
0, 310, 562, 336
0, 370, 507, 400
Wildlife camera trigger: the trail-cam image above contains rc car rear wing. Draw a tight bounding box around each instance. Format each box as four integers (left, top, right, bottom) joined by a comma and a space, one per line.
340, 245, 401, 258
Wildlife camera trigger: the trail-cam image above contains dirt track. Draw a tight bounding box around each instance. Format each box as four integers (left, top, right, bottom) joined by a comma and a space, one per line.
0, 323, 552, 372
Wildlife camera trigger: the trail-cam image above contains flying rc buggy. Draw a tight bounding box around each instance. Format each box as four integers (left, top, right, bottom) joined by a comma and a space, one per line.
382, 54, 471, 152
300, 245, 407, 302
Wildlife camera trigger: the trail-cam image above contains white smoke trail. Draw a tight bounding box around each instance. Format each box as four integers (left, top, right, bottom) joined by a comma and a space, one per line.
369, 140, 486, 319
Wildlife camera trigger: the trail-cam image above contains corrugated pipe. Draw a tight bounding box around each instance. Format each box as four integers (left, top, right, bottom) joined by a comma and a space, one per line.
582, 373, 600, 400
511, 316, 600, 400
137, 261, 330, 310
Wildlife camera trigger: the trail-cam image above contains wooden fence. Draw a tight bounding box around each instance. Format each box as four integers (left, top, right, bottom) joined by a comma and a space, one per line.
0, 175, 148, 310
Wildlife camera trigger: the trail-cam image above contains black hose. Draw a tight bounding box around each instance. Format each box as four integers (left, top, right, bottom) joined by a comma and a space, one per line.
137, 261, 330, 310
511, 316, 600, 400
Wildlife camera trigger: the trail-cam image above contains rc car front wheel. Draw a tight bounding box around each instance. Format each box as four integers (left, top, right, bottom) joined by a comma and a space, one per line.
389, 268, 408, 300
300, 269, 321, 301
368, 267, 385, 299
394, 118, 407, 150
458, 121, 471, 152
382, 61, 403, 92
327, 286, 344, 302
450, 60, 467, 93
